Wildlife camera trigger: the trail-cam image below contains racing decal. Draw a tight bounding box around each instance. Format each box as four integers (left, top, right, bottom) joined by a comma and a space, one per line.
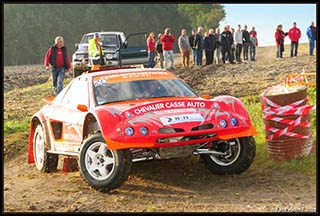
160, 113, 204, 125
197, 108, 211, 124
94, 71, 178, 84
101, 107, 121, 117
128, 118, 153, 126
133, 101, 207, 115
218, 97, 236, 112
153, 108, 196, 114
214, 111, 231, 120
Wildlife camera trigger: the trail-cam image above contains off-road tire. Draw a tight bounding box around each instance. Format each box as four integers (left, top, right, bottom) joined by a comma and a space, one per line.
201, 136, 256, 175
73, 68, 83, 78
33, 124, 58, 172
78, 133, 132, 192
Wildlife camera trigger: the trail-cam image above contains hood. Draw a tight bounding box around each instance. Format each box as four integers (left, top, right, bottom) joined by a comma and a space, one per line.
98, 97, 251, 128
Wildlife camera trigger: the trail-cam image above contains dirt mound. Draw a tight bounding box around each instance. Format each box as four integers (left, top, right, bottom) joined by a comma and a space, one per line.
4, 65, 50, 92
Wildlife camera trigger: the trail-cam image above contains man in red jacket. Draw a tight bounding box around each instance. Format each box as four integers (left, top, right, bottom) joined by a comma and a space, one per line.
45, 36, 71, 95
288, 22, 301, 57
160, 28, 176, 70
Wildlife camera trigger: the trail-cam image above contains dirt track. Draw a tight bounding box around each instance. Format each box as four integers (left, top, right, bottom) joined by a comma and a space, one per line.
3, 44, 317, 212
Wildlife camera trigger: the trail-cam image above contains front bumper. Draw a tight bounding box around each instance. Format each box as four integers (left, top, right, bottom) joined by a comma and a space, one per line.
104, 124, 257, 150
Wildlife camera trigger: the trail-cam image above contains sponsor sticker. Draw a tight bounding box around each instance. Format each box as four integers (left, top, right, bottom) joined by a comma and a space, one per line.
160, 113, 203, 125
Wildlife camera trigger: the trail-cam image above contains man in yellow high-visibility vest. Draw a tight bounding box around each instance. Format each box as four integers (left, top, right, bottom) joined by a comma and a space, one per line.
88, 33, 104, 70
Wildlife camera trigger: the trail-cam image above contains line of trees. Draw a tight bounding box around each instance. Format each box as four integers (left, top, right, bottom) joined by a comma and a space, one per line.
4, 4, 225, 66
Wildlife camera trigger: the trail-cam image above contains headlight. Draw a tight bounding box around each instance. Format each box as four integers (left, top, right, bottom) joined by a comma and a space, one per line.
76, 55, 83, 60
113, 53, 118, 58
106, 54, 113, 59
220, 119, 227, 128
139, 127, 148, 136
230, 117, 238, 126
125, 127, 134, 136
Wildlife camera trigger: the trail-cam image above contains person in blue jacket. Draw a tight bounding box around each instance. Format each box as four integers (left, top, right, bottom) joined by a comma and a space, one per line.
306, 21, 317, 56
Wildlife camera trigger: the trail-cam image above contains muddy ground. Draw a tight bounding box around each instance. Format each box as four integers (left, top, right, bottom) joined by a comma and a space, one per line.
3, 44, 317, 212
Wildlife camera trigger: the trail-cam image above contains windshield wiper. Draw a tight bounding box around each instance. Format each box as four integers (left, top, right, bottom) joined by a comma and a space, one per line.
147, 95, 178, 99
99, 100, 126, 105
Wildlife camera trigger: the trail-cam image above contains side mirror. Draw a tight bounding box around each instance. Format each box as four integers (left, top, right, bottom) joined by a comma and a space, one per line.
42, 96, 56, 104
123, 41, 128, 48
77, 104, 88, 112
201, 95, 210, 100
75, 43, 79, 49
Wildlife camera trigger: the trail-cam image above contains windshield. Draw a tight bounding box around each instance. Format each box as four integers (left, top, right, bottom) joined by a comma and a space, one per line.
81, 34, 119, 48
93, 79, 198, 105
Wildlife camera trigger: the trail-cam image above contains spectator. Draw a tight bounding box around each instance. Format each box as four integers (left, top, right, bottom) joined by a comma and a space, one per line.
306, 21, 317, 56
227, 27, 235, 63
275, 24, 287, 59
249, 27, 258, 61
214, 28, 222, 64
288, 22, 301, 57
156, 33, 164, 68
45, 36, 71, 95
178, 29, 191, 68
234, 24, 243, 63
189, 29, 196, 65
147, 32, 156, 68
203, 32, 214, 65
160, 28, 176, 70
208, 28, 215, 64
242, 24, 250, 62
221, 26, 234, 64
194, 26, 204, 66
88, 33, 105, 70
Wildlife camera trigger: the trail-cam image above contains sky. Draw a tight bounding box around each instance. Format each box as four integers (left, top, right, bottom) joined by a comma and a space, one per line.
221, 4, 317, 47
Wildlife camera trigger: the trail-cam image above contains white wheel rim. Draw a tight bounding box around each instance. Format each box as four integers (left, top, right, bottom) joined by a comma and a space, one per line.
209, 138, 241, 166
34, 127, 45, 166
85, 142, 115, 180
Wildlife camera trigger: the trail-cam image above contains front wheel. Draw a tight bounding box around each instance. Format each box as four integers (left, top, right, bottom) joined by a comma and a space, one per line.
201, 137, 256, 175
79, 133, 132, 192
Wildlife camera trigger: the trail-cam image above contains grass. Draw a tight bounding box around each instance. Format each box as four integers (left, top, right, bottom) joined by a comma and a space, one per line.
241, 86, 317, 174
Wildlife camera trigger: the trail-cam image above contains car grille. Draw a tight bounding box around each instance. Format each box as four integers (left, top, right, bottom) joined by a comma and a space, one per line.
158, 128, 185, 134
191, 123, 214, 131
156, 133, 216, 143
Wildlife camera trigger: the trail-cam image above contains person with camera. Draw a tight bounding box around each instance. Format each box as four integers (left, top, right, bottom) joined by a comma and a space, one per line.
275, 24, 288, 59
88, 33, 105, 70
160, 28, 176, 70
44, 36, 71, 95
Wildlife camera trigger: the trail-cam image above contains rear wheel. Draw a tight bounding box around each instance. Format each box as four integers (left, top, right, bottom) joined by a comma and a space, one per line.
33, 124, 58, 172
79, 133, 132, 192
201, 137, 256, 175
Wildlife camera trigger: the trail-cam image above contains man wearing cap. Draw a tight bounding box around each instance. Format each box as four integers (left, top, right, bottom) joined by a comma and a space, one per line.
160, 28, 176, 70
44, 36, 71, 95
88, 33, 105, 70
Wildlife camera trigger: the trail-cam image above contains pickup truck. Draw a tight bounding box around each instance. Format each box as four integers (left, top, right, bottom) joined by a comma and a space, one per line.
72, 32, 149, 77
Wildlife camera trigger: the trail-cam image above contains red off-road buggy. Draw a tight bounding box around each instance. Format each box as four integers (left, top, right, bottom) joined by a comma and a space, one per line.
29, 67, 257, 192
